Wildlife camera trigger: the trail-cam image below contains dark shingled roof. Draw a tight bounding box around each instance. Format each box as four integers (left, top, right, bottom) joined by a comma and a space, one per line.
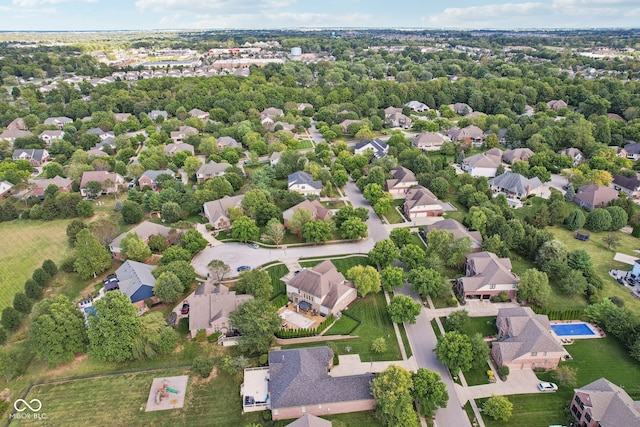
269, 347, 373, 410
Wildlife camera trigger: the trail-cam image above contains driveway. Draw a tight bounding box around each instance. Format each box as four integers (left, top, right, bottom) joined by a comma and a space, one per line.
308, 121, 325, 145
549, 173, 568, 194
396, 283, 472, 427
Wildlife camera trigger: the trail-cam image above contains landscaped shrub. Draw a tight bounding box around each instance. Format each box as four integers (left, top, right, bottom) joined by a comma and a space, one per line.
271, 294, 288, 309
195, 329, 207, 342
259, 354, 268, 366
0, 328, 6, 345
144, 298, 154, 308
609, 296, 624, 307
192, 356, 214, 378
207, 332, 222, 343
60, 257, 76, 273
498, 365, 510, 381
447, 297, 458, 307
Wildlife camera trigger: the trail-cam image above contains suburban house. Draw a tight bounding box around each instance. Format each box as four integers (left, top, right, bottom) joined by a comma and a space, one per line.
624, 142, 640, 160
492, 307, 567, 370
573, 184, 619, 211
138, 169, 175, 190
425, 219, 483, 251
217, 136, 241, 148
272, 121, 295, 132
559, 148, 585, 166
12, 149, 50, 167
386, 166, 418, 196
44, 116, 73, 129
354, 139, 389, 159
270, 151, 283, 167
7, 118, 27, 131
502, 148, 534, 164
148, 110, 168, 121
385, 112, 412, 129
449, 125, 485, 146
287, 171, 322, 196
203, 195, 245, 229
266, 347, 374, 420
283, 200, 332, 228
29, 176, 73, 198
338, 119, 362, 133
297, 103, 313, 112
571, 378, 640, 427
449, 102, 473, 115
196, 161, 231, 183
165, 142, 195, 156
384, 106, 402, 117
404, 100, 429, 112
0, 181, 13, 200
79, 171, 124, 198
611, 174, 640, 199
413, 132, 446, 151
488, 172, 543, 204
109, 221, 174, 260
114, 260, 158, 310
286, 414, 332, 427
457, 251, 519, 300
170, 125, 198, 143
39, 130, 64, 145
403, 186, 444, 218
86, 127, 114, 140
113, 113, 131, 122
86, 149, 109, 157
285, 260, 357, 316
185, 283, 253, 339
260, 107, 284, 126
0, 129, 33, 146
189, 108, 210, 120
546, 99, 568, 111
461, 149, 503, 177
610, 145, 628, 158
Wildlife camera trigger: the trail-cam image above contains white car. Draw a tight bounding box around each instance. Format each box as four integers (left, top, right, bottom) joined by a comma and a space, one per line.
537, 382, 558, 392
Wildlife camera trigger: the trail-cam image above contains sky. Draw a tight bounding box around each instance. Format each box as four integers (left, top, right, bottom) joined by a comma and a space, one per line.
0, 0, 639, 31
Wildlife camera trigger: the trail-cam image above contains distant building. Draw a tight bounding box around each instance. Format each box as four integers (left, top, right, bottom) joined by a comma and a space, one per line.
0, 181, 14, 200
354, 139, 388, 159
546, 99, 568, 111
29, 176, 73, 198
461, 148, 502, 177
571, 378, 640, 427
288, 171, 322, 196
196, 161, 231, 183
502, 148, 534, 164
12, 149, 50, 167
386, 166, 418, 196
611, 174, 640, 199
425, 219, 483, 250
573, 184, 619, 211
413, 132, 446, 151
457, 251, 519, 301
138, 169, 175, 190
203, 195, 245, 229
403, 186, 444, 218
109, 221, 174, 261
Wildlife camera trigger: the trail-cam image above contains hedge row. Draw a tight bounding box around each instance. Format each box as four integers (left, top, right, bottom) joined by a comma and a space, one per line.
531, 307, 584, 320
275, 314, 335, 339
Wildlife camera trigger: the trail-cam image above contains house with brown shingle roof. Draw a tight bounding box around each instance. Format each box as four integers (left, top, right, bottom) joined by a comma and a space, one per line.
449, 125, 485, 146
285, 260, 356, 316
170, 125, 198, 143
283, 200, 332, 228
203, 195, 245, 229
546, 99, 568, 111
461, 148, 502, 177
165, 142, 195, 157
403, 186, 444, 218
386, 166, 418, 196
7, 118, 27, 131
79, 171, 124, 198
457, 251, 519, 301
0, 181, 13, 200
502, 148, 534, 164
571, 378, 640, 427
286, 414, 332, 427
492, 307, 567, 370
109, 221, 174, 260
573, 184, 619, 211
0, 129, 33, 146
267, 347, 374, 420
196, 161, 231, 183
189, 108, 210, 120
29, 176, 73, 198
413, 132, 446, 151
39, 130, 64, 145
425, 219, 483, 250
559, 148, 585, 166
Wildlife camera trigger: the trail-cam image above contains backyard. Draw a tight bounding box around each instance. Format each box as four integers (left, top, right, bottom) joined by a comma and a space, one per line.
0, 219, 73, 311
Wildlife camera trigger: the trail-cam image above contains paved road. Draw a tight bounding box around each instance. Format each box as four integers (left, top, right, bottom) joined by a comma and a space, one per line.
308, 121, 325, 145
396, 283, 472, 427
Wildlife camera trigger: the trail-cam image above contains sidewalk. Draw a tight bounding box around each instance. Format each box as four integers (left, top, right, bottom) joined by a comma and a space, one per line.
455, 368, 540, 403
328, 354, 418, 377
195, 223, 223, 247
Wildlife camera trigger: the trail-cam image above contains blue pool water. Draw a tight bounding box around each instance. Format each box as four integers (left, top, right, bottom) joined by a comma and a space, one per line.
551, 323, 596, 336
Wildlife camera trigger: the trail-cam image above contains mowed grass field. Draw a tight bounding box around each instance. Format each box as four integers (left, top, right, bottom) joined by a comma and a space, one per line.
0, 219, 72, 311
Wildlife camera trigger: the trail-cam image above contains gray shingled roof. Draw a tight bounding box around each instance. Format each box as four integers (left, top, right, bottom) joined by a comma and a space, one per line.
461, 251, 518, 292
268, 347, 373, 410
404, 186, 442, 212
424, 219, 483, 248
288, 171, 322, 190
110, 221, 173, 250
575, 378, 640, 427
489, 172, 542, 195
285, 260, 354, 310
115, 260, 156, 302
286, 414, 332, 427
140, 169, 174, 183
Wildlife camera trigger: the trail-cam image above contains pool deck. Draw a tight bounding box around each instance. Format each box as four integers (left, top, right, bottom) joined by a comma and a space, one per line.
550, 320, 605, 340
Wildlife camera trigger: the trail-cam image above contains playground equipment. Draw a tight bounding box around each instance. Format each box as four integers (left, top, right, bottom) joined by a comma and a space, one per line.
155, 381, 179, 404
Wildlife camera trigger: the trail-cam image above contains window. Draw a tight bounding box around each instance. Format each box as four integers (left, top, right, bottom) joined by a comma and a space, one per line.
531, 352, 538, 356
301, 406, 306, 413
489, 284, 496, 289
585, 413, 592, 422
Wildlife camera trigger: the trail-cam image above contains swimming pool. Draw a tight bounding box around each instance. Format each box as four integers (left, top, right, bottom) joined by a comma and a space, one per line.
551, 323, 596, 337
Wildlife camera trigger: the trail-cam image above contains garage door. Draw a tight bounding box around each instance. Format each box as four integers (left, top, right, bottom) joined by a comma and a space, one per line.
415, 212, 427, 218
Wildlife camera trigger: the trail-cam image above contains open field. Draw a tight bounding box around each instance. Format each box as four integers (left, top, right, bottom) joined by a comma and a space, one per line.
0, 219, 73, 311
550, 226, 640, 311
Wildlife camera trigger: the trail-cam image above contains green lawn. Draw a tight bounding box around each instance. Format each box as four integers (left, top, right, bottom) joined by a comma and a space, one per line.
285, 292, 402, 361
0, 219, 74, 311
273, 411, 382, 427
474, 393, 569, 427
510, 196, 547, 221
397, 322, 413, 358
464, 362, 492, 386
325, 314, 360, 335
385, 200, 407, 224
408, 231, 426, 249
430, 319, 443, 339
320, 200, 347, 209
550, 226, 640, 312
264, 263, 289, 298
13, 368, 264, 427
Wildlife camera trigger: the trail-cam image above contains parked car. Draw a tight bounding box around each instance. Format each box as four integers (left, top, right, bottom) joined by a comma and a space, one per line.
248, 243, 259, 249
537, 382, 558, 392
181, 301, 190, 315
237, 265, 251, 272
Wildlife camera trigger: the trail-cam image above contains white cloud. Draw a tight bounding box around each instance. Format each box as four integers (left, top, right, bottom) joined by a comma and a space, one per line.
135, 0, 296, 14
428, 0, 639, 28
12, 0, 65, 5
164, 11, 371, 29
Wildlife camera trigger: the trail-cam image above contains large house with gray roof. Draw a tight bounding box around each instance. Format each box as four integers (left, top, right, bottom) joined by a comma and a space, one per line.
267, 347, 374, 420
285, 260, 356, 316
196, 161, 231, 183
571, 378, 640, 427
386, 166, 418, 196
425, 219, 483, 251
354, 139, 388, 159
13, 149, 50, 166
288, 171, 322, 196
461, 148, 502, 177
115, 260, 157, 310
457, 251, 519, 301
492, 307, 567, 370
611, 174, 640, 199
138, 169, 175, 190
412, 132, 446, 151
502, 148, 534, 164
203, 195, 245, 229
488, 172, 543, 204
109, 221, 174, 260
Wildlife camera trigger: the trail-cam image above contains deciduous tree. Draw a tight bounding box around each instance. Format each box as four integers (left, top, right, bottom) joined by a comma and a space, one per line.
399, 244, 426, 270
154, 271, 184, 303
388, 295, 421, 324
369, 239, 400, 269
230, 299, 281, 354
237, 269, 273, 300
408, 267, 448, 299
412, 368, 449, 417
208, 259, 231, 282
380, 266, 405, 291
302, 219, 332, 244
483, 395, 513, 422
121, 233, 151, 262
74, 228, 111, 279
261, 218, 285, 247
435, 332, 473, 374
371, 365, 420, 427
346, 265, 381, 297
231, 215, 260, 242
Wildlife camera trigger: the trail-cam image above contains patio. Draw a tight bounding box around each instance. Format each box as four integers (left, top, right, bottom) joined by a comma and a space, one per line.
278, 303, 325, 330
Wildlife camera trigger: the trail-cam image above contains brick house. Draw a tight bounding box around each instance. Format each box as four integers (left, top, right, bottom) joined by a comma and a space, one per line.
571, 378, 640, 427
203, 195, 245, 229
108, 221, 174, 260
386, 166, 418, 197
403, 186, 444, 218
457, 251, 519, 300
